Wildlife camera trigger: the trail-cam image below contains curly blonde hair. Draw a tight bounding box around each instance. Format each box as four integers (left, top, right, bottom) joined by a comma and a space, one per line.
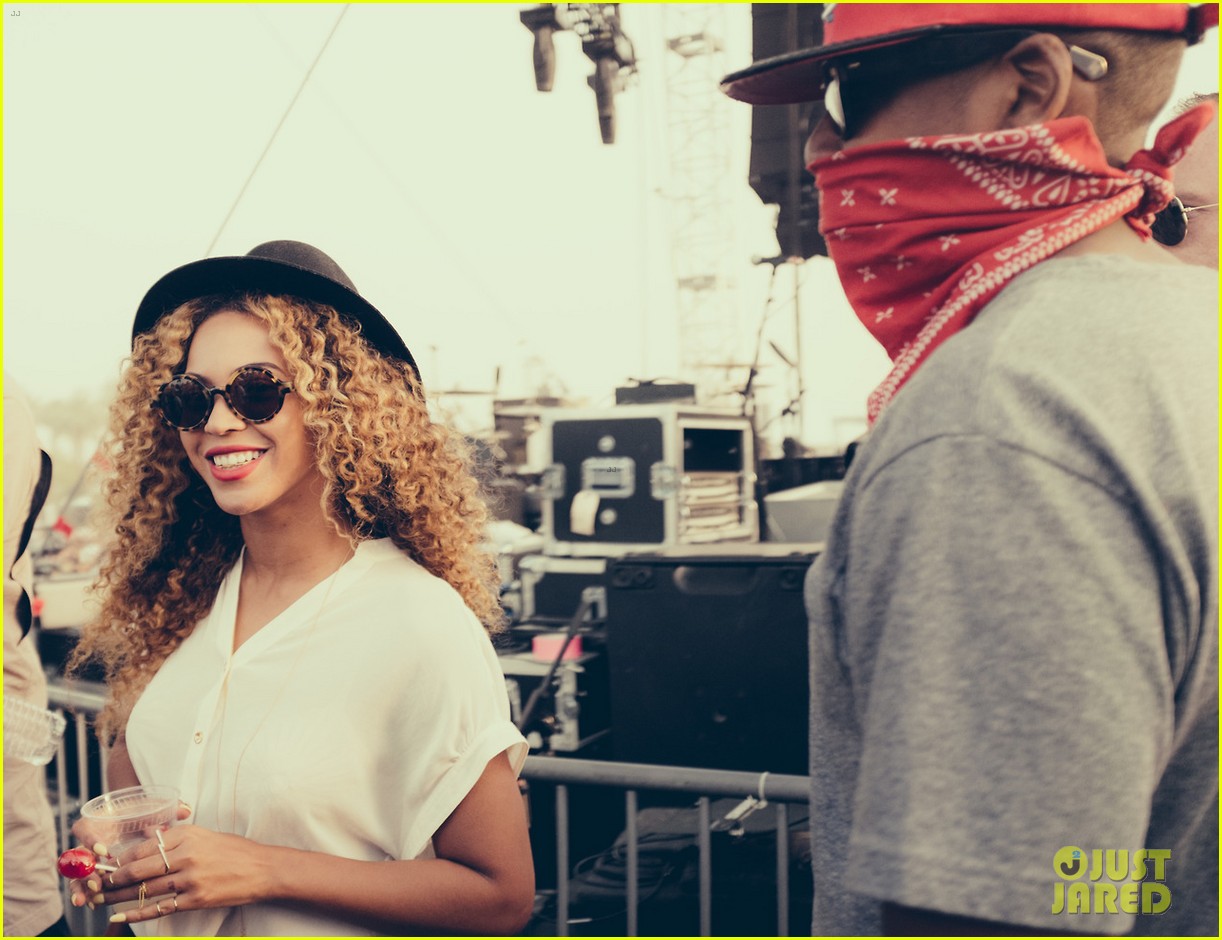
70, 294, 502, 742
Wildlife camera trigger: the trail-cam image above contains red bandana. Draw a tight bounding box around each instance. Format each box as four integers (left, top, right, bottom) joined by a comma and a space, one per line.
811, 107, 1215, 422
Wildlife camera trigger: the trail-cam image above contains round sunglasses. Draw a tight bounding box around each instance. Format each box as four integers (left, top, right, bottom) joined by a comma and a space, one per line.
153, 366, 294, 431
1151, 197, 1218, 247
821, 30, 1109, 140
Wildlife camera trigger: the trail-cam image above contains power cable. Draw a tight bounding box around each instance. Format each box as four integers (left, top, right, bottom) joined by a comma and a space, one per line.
205, 5, 351, 255
245, 5, 530, 343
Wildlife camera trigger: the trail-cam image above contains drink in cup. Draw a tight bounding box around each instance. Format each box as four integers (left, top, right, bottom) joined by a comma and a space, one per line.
79, 785, 179, 860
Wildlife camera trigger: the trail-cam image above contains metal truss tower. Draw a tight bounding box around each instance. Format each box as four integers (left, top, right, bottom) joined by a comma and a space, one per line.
662, 5, 742, 400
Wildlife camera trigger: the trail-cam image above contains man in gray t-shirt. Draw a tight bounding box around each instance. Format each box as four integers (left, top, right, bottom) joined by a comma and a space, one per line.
722, 3, 1218, 936
807, 257, 1217, 936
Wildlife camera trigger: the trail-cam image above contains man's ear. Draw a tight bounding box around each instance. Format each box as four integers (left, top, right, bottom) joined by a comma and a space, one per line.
1000, 33, 1075, 128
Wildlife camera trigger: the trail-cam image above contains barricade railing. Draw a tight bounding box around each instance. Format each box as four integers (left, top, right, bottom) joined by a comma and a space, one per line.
46, 678, 109, 936
521, 755, 809, 937
45, 679, 810, 937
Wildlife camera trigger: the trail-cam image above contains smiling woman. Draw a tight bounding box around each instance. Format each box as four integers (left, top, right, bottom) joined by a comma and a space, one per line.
169, 312, 325, 525
65, 241, 533, 937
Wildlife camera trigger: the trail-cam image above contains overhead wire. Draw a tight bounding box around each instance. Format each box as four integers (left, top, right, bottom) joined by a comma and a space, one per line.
205, 5, 352, 256
244, 4, 531, 342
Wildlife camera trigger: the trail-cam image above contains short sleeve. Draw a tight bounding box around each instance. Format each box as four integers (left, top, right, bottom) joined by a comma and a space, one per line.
392, 604, 527, 859
839, 434, 1172, 934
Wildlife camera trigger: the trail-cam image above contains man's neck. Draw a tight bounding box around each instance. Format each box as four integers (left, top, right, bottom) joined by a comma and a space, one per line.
1055, 217, 1183, 265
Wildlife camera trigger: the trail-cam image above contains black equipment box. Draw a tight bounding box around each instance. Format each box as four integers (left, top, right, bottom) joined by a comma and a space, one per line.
540, 406, 758, 556
614, 381, 696, 405
605, 546, 818, 775
518, 555, 607, 624
500, 648, 610, 754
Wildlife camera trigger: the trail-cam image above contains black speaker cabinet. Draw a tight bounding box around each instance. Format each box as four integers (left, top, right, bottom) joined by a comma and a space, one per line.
748, 3, 827, 259
606, 548, 817, 775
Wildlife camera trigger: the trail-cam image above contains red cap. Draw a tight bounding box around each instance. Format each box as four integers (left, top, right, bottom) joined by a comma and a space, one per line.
722, 3, 1219, 105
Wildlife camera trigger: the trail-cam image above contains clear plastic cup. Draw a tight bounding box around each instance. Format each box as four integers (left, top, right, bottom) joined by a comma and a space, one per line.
79, 785, 179, 859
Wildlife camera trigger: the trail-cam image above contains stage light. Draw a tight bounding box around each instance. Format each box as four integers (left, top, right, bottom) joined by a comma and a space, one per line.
519, 4, 564, 92
520, 3, 637, 144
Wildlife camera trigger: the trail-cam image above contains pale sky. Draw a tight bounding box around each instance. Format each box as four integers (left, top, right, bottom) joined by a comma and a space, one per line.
3, 3, 1218, 454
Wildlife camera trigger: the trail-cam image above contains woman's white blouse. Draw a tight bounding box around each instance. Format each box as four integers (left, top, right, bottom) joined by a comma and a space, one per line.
125, 538, 527, 936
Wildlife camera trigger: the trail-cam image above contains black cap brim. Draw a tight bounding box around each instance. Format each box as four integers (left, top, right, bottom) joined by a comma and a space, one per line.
720, 27, 963, 105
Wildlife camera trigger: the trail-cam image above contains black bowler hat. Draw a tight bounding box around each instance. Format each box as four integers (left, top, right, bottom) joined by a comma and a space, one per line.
132, 240, 419, 379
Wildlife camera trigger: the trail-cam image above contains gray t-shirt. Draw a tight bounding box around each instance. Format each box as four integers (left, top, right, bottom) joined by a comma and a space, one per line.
806, 255, 1218, 936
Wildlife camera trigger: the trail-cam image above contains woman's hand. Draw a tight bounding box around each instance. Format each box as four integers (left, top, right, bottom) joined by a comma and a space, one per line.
63, 801, 193, 915
94, 824, 274, 925
80, 753, 534, 933
63, 835, 113, 912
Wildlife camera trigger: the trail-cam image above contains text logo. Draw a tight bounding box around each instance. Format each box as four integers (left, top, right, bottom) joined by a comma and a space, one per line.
1052, 847, 1171, 917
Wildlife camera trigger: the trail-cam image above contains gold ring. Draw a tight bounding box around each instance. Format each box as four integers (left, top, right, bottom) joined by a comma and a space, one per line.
106, 872, 116, 887
172, 894, 179, 913
138, 881, 147, 910
155, 901, 164, 916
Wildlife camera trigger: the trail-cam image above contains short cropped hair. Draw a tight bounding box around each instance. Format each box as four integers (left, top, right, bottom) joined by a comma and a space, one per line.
1054, 29, 1188, 156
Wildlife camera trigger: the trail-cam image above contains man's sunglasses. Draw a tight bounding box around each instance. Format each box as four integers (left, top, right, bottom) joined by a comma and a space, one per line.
153, 366, 294, 431
1151, 197, 1219, 247
821, 30, 1110, 140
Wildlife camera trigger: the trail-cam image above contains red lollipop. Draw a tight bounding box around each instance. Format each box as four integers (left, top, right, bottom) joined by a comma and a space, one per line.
56, 847, 115, 879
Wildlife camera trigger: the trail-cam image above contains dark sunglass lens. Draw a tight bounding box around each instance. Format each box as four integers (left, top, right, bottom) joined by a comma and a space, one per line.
1151, 199, 1187, 247
157, 377, 209, 429
823, 75, 847, 137
229, 370, 283, 422
830, 73, 898, 141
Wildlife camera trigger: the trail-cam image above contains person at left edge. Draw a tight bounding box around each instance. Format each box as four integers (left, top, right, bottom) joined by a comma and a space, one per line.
4, 374, 68, 937
66, 240, 534, 936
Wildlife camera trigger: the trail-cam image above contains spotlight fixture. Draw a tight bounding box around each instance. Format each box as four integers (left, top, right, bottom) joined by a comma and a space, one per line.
520, 3, 637, 144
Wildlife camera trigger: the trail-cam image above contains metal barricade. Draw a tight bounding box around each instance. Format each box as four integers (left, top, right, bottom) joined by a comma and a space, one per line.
44, 680, 811, 937
522, 755, 810, 937
46, 679, 109, 937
